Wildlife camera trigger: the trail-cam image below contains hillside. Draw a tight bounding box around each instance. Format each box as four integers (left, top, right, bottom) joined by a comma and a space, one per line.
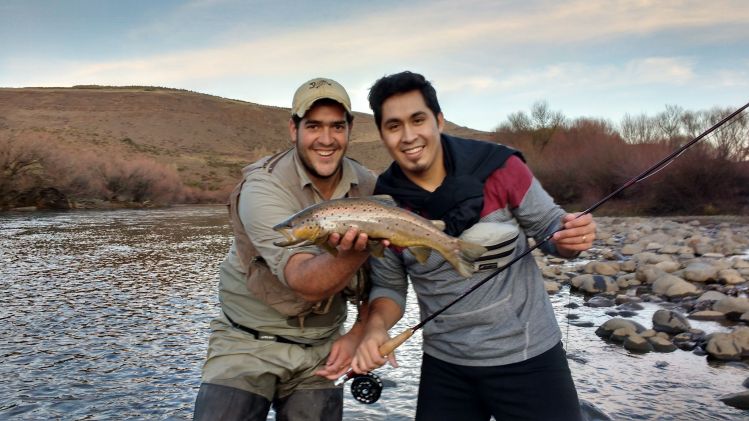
0, 86, 493, 197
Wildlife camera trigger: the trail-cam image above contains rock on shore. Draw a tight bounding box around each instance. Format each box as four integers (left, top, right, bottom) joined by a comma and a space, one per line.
538, 216, 749, 410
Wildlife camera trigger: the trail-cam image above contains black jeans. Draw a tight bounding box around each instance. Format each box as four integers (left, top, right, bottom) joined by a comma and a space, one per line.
416, 342, 582, 421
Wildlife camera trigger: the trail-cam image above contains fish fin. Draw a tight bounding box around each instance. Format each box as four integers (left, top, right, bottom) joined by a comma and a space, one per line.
368, 240, 386, 258
368, 194, 398, 206
409, 246, 432, 264
315, 236, 338, 256
274, 239, 313, 247
430, 220, 446, 231
458, 239, 488, 261
452, 240, 488, 277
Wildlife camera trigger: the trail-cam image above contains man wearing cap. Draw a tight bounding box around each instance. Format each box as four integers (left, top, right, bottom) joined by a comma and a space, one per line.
193, 78, 380, 420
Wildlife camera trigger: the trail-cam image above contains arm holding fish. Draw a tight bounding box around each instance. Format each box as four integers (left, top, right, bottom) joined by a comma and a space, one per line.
352, 250, 408, 374
241, 177, 384, 302
284, 229, 390, 302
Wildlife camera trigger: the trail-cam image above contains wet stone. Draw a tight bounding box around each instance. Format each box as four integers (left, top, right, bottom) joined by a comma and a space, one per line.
585, 295, 615, 308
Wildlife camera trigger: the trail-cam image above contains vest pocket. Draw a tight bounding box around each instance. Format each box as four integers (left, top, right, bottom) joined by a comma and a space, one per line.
245, 257, 315, 317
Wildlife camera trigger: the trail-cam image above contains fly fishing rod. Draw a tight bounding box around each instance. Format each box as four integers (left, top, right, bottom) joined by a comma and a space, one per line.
380, 100, 749, 351
340, 100, 749, 403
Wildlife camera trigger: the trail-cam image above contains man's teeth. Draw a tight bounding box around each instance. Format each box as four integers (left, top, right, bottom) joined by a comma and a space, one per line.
317, 150, 335, 157
404, 146, 424, 154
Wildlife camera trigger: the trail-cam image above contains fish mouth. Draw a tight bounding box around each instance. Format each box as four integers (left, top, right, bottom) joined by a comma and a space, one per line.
273, 237, 314, 247
272, 222, 296, 246
272, 225, 315, 247
273, 238, 294, 247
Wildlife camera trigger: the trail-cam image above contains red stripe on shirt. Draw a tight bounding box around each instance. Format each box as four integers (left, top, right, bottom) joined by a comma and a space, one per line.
481, 155, 533, 217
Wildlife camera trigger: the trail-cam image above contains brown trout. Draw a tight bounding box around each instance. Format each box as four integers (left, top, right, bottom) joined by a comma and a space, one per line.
273, 195, 487, 277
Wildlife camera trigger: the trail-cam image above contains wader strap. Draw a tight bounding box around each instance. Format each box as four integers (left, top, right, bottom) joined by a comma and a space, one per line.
224, 312, 313, 348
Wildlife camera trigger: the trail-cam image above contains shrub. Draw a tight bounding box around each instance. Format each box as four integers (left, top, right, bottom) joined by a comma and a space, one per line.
494, 103, 749, 215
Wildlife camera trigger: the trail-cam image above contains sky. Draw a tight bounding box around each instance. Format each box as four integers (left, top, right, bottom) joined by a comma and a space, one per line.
1, 0, 748, 132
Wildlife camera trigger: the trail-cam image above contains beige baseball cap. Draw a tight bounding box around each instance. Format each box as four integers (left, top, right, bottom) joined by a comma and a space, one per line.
291, 77, 352, 118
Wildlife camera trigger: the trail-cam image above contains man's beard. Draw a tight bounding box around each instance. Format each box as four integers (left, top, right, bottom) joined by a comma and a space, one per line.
296, 138, 347, 180
299, 153, 341, 180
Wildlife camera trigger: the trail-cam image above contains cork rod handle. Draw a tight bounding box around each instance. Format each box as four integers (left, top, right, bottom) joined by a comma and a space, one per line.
377, 328, 413, 357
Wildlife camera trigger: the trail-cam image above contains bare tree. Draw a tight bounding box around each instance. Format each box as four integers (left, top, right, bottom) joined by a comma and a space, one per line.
505, 111, 532, 132
513, 101, 567, 151
656, 104, 684, 140
679, 109, 702, 139
531, 101, 565, 129
706, 107, 749, 161
620, 113, 658, 144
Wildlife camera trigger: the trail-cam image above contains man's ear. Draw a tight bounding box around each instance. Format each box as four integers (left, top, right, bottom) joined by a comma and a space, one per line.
288, 118, 298, 145
437, 112, 445, 132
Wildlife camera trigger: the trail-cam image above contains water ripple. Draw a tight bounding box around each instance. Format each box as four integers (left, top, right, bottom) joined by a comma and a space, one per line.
1, 206, 747, 420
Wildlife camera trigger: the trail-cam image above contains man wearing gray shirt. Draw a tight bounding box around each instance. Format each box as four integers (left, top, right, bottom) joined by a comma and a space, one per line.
352, 71, 596, 420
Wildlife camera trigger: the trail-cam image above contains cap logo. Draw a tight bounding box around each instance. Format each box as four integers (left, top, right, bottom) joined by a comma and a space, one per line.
309, 80, 332, 89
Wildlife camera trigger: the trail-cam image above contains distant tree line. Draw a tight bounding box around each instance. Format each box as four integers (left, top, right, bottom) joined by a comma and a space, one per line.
494, 102, 749, 215
0, 138, 224, 210
2, 102, 747, 214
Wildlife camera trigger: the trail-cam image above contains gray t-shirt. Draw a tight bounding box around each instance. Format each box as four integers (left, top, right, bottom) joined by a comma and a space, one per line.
369, 158, 566, 366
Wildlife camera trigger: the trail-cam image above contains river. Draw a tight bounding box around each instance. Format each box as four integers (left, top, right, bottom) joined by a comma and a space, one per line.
1, 206, 747, 420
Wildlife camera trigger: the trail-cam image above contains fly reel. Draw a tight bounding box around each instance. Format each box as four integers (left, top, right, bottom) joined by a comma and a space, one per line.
350, 372, 383, 404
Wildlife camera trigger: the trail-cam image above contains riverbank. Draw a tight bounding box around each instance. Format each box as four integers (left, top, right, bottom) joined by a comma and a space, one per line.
538, 215, 749, 411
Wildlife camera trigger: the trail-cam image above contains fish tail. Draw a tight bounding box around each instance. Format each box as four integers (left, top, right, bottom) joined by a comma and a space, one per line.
450, 240, 487, 277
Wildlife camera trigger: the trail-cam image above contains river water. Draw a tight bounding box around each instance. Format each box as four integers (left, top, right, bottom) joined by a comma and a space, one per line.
1, 206, 747, 420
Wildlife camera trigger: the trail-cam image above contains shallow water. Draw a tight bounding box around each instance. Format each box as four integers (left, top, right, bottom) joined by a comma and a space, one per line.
1, 206, 747, 420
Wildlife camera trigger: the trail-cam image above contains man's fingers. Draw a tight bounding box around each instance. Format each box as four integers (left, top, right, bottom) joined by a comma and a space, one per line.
563, 213, 591, 228
353, 232, 369, 251
316, 357, 351, 380
336, 227, 364, 251
314, 367, 340, 380
353, 348, 376, 373
327, 232, 341, 247
386, 353, 398, 369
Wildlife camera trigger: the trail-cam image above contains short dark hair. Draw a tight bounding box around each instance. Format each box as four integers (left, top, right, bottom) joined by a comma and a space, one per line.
291, 98, 354, 129
368, 71, 442, 130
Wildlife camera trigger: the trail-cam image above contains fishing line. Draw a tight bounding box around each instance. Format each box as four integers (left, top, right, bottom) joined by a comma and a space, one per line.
340, 100, 749, 401
564, 284, 574, 352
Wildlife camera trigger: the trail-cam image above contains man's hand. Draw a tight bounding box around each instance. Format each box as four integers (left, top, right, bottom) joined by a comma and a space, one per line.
351, 327, 398, 374
326, 228, 390, 256
327, 227, 370, 254
552, 213, 596, 257
315, 332, 360, 380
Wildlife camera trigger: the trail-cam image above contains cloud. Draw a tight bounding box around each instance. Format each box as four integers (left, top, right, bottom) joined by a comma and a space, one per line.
5, 0, 747, 88
2, 0, 746, 132
435, 56, 696, 98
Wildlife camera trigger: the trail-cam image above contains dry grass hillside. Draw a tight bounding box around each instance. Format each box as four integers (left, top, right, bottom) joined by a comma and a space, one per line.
0, 86, 492, 195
